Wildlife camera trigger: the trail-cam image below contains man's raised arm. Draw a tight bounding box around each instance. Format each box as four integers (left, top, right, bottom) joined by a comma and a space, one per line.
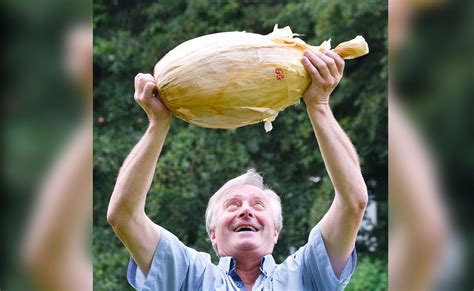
302, 50, 368, 277
107, 73, 172, 276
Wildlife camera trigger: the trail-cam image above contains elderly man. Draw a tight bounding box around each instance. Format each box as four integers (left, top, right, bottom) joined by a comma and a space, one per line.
107, 49, 368, 290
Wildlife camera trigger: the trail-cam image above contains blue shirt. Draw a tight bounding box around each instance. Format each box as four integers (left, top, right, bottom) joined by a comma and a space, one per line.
127, 224, 356, 290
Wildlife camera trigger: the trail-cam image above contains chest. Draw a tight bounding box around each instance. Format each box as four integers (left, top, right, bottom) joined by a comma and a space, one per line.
197, 268, 313, 291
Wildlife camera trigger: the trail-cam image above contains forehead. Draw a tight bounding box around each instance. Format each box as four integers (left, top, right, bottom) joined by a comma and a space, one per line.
222, 184, 267, 201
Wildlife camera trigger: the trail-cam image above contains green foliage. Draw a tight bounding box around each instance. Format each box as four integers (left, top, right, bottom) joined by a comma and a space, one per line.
93, 227, 133, 290
94, 0, 387, 290
346, 257, 388, 291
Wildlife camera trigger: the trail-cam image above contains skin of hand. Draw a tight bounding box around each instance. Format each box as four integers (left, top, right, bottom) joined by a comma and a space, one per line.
301, 50, 345, 107
134, 73, 172, 124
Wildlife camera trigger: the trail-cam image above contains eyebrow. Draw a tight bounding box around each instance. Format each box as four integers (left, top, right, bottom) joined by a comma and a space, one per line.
223, 194, 267, 202
223, 196, 241, 204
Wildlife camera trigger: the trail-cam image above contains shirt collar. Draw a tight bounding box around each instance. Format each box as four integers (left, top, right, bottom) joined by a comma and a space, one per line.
217, 254, 277, 276
260, 255, 277, 275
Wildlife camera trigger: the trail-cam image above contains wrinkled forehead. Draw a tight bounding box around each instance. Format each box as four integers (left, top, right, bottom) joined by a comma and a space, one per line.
219, 184, 267, 203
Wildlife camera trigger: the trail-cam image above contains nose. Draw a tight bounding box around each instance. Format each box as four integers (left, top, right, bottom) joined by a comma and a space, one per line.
238, 203, 254, 218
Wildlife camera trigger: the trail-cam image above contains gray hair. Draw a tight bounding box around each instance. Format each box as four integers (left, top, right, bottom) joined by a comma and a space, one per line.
205, 169, 283, 252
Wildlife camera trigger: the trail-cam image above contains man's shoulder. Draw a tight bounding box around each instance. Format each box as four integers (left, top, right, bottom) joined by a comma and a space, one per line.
128, 225, 218, 289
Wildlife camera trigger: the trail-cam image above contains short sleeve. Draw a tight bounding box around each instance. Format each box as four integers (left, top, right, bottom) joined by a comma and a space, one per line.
304, 224, 357, 290
127, 226, 212, 290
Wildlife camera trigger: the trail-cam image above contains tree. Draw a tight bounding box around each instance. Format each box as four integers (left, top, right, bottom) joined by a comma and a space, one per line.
93, 1, 387, 289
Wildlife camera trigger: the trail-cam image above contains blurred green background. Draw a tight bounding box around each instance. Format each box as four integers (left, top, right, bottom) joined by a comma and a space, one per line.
93, 0, 387, 290
2, 0, 90, 289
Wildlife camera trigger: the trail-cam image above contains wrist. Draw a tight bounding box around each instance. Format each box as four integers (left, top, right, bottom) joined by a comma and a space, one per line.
303, 91, 330, 108
306, 102, 331, 114
148, 118, 171, 131
306, 102, 333, 127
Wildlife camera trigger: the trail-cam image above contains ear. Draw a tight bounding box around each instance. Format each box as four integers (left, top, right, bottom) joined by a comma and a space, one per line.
273, 229, 280, 244
210, 229, 217, 246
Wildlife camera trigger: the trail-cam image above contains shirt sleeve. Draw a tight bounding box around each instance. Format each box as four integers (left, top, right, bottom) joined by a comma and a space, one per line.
127, 226, 212, 290
290, 224, 357, 290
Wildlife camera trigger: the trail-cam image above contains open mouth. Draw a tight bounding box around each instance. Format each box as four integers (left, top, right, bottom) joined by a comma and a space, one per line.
233, 225, 259, 232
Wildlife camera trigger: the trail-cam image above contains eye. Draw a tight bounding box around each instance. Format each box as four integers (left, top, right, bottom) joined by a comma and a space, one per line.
253, 200, 265, 210
225, 201, 239, 210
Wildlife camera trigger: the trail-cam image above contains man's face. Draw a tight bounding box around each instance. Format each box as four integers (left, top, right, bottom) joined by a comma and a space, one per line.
211, 185, 279, 258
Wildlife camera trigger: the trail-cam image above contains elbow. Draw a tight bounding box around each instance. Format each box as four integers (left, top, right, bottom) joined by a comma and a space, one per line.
107, 199, 136, 230
106, 209, 115, 226
107, 206, 120, 228
107, 200, 122, 228
107, 191, 128, 228
348, 183, 369, 215
356, 186, 369, 212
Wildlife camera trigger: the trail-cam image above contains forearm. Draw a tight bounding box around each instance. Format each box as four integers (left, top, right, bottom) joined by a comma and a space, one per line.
108, 120, 170, 224
307, 104, 367, 210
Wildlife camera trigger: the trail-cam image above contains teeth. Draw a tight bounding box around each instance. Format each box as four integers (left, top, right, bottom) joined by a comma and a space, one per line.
234, 225, 257, 232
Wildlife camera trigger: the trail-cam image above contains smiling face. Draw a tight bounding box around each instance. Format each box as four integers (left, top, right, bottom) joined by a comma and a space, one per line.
210, 185, 279, 258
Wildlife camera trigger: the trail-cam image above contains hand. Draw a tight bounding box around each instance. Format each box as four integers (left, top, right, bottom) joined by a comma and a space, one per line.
301, 50, 345, 107
134, 73, 172, 124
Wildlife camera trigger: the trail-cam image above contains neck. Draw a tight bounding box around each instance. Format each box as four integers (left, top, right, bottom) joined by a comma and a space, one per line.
235, 257, 261, 287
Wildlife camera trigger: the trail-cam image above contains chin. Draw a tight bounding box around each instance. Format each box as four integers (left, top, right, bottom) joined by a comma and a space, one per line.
237, 243, 259, 250
236, 244, 273, 257
232, 239, 260, 251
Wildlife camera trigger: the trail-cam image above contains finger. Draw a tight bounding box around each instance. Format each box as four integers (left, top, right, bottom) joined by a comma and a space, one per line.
142, 82, 157, 99
325, 51, 345, 75
303, 50, 331, 79
143, 73, 154, 79
135, 73, 148, 90
315, 51, 339, 78
302, 57, 324, 84
134, 73, 143, 89
135, 72, 153, 79
137, 74, 156, 91
141, 74, 155, 82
